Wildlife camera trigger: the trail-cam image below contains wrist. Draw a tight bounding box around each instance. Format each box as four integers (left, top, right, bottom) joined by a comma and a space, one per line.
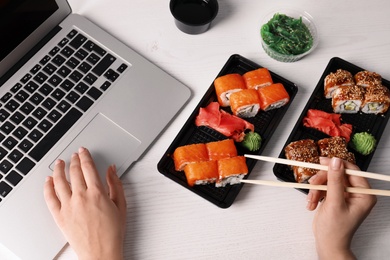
316, 245, 356, 260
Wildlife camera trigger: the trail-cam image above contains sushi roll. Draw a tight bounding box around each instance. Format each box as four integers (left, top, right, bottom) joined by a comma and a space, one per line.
184, 160, 219, 187
324, 69, 354, 99
206, 139, 237, 161
317, 136, 356, 164
354, 71, 382, 88
216, 156, 248, 187
361, 85, 390, 114
284, 139, 320, 183
214, 73, 246, 107
173, 143, 209, 171
229, 89, 261, 118
332, 85, 364, 114
257, 83, 290, 111
242, 68, 273, 90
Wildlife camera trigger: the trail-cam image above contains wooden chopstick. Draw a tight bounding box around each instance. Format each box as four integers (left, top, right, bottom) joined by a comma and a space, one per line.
244, 154, 390, 182
240, 179, 390, 196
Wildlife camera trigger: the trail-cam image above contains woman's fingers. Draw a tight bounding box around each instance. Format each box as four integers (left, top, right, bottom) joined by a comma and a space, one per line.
78, 147, 104, 190
52, 159, 71, 202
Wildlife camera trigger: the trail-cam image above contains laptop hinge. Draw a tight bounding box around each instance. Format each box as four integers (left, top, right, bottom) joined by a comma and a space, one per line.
0, 25, 62, 86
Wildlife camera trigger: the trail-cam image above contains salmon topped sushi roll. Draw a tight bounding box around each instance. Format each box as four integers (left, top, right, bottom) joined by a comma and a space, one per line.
257, 83, 290, 111
354, 71, 382, 88
243, 68, 273, 90
361, 84, 390, 114
173, 143, 209, 171
214, 73, 246, 107
206, 139, 237, 161
332, 85, 364, 114
216, 156, 248, 187
324, 69, 354, 99
184, 160, 219, 187
229, 89, 261, 118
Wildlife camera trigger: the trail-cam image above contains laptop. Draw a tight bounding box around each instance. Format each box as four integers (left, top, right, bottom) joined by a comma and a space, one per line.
0, 0, 191, 259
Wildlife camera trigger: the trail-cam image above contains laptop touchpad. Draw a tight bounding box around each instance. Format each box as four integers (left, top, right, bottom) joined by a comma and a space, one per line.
50, 113, 141, 183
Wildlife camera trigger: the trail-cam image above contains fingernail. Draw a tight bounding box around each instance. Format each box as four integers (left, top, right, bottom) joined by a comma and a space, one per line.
45, 176, 51, 182
307, 191, 313, 202
78, 147, 86, 153
72, 152, 78, 158
55, 159, 62, 165
330, 157, 342, 170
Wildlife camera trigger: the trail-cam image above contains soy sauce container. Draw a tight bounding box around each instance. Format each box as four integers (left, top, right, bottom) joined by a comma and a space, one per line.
170, 0, 219, 34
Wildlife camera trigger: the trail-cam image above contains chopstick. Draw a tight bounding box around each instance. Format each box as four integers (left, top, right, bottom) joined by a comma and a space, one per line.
244, 154, 390, 182
240, 179, 390, 196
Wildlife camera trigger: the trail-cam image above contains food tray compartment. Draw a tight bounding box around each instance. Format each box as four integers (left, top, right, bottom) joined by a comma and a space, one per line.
158, 54, 298, 208
273, 57, 390, 186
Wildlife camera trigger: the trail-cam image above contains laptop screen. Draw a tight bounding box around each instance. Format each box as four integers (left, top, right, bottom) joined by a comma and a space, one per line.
0, 0, 59, 62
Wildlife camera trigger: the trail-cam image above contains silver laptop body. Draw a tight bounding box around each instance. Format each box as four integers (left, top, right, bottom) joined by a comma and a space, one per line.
0, 0, 191, 259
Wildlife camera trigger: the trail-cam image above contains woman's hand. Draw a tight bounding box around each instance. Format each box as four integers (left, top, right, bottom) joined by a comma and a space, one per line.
44, 147, 127, 260
307, 157, 376, 259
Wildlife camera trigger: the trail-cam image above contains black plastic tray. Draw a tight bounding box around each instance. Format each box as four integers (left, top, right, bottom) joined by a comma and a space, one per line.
157, 54, 298, 208
273, 57, 390, 188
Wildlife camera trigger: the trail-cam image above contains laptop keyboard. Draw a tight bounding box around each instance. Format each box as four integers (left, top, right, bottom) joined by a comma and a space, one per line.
0, 29, 128, 202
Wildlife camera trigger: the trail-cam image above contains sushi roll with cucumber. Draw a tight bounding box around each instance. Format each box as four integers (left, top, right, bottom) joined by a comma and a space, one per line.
214, 73, 246, 107
332, 85, 364, 114
324, 69, 354, 99
361, 85, 390, 114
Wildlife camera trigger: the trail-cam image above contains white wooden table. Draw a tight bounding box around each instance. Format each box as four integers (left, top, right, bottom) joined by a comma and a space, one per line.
2, 0, 390, 259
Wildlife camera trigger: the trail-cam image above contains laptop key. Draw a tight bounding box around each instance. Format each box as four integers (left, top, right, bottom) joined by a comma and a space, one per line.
18, 139, 33, 153
92, 54, 116, 76
0, 181, 12, 197
75, 49, 88, 60
0, 159, 13, 174
30, 64, 42, 74
12, 126, 28, 140
0, 147, 7, 161
10, 83, 23, 93
10, 111, 25, 124
21, 73, 32, 84
8, 150, 23, 164
76, 96, 94, 112
29, 108, 82, 162
83, 40, 106, 56
0, 109, 10, 122
16, 157, 35, 175
69, 33, 87, 49
5, 170, 23, 186
39, 55, 51, 65
67, 29, 78, 39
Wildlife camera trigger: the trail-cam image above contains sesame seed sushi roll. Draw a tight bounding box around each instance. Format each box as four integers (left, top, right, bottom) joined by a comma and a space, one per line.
229, 89, 261, 118
332, 85, 364, 114
216, 156, 248, 187
317, 137, 356, 164
173, 143, 209, 171
206, 139, 237, 161
354, 71, 382, 88
257, 83, 290, 111
184, 160, 219, 187
214, 73, 246, 107
361, 85, 390, 114
242, 68, 273, 90
284, 139, 320, 183
324, 69, 354, 99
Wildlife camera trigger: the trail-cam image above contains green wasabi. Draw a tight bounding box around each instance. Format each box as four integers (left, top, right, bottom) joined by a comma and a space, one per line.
351, 132, 377, 155
241, 132, 262, 151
